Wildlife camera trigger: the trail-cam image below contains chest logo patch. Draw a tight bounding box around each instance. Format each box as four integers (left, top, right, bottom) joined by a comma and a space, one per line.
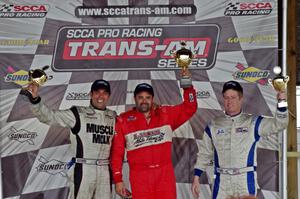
216, 129, 225, 135
236, 127, 248, 133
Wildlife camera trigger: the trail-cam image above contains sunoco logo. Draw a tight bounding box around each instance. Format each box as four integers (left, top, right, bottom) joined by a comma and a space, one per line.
196, 91, 210, 98
224, 2, 273, 16
36, 156, 68, 177
7, 126, 37, 145
233, 63, 269, 85
66, 92, 90, 100
4, 69, 29, 86
0, 4, 49, 18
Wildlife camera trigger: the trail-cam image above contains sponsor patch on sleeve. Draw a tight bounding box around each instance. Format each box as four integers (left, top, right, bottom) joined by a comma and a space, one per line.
189, 93, 194, 102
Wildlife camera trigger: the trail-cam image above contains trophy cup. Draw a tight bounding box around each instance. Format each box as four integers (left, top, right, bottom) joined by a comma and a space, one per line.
171, 41, 193, 88
20, 65, 52, 98
268, 66, 289, 108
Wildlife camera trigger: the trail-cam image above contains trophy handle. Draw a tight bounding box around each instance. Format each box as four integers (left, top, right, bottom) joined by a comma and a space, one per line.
284, 76, 290, 82
268, 78, 274, 88
42, 65, 50, 71
28, 70, 34, 77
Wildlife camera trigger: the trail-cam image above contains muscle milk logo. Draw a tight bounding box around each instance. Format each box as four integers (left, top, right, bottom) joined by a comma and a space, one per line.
233, 63, 270, 85
36, 156, 68, 177
7, 126, 37, 145
86, 123, 113, 144
4, 67, 29, 86
133, 129, 165, 147
0, 4, 49, 18
224, 2, 273, 16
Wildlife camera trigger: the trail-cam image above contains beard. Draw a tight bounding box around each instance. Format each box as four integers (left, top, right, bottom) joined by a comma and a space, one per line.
137, 103, 151, 113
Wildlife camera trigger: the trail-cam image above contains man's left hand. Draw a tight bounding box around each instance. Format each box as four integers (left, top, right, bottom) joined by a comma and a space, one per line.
180, 68, 191, 78
277, 91, 287, 101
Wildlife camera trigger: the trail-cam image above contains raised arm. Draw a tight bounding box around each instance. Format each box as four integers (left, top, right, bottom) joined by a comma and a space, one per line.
27, 83, 76, 128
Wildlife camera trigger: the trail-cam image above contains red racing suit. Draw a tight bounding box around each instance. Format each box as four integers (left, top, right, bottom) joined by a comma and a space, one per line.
111, 86, 197, 199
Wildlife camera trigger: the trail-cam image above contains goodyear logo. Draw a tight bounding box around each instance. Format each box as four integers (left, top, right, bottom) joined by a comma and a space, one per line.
233, 63, 269, 85
4, 70, 29, 86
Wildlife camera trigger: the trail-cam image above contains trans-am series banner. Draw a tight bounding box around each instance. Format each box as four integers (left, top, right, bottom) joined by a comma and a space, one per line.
53, 24, 219, 71
0, 1, 282, 199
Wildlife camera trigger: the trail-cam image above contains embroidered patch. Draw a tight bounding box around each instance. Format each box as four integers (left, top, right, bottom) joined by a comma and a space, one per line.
127, 115, 136, 121
216, 129, 225, 135
189, 93, 194, 102
236, 127, 248, 133
277, 113, 287, 118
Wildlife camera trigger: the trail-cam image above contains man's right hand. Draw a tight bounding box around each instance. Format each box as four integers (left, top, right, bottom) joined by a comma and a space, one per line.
115, 182, 132, 198
27, 83, 39, 98
191, 175, 200, 198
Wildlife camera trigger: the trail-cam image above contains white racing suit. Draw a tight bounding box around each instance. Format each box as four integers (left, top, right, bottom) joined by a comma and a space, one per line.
194, 107, 288, 199
31, 101, 116, 199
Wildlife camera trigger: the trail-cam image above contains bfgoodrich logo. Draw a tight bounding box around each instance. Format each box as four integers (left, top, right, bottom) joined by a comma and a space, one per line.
0, 4, 49, 18
224, 2, 273, 16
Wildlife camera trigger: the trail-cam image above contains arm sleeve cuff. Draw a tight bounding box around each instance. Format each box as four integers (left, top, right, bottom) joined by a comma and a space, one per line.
277, 107, 287, 112
194, 169, 203, 177
30, 96, 41, 104
113, 174, 123, 183
183, 85, 194, 90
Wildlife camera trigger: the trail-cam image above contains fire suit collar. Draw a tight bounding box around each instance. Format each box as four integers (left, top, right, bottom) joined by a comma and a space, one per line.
90, 103, 106, 112
133, 105, 157, 116
225, 111, 242, 120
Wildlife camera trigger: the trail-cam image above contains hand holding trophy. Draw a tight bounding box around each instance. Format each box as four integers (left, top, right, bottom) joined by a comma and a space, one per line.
171, 41, 193, 88
268, 66, 289, 108
20, 65, 52, 101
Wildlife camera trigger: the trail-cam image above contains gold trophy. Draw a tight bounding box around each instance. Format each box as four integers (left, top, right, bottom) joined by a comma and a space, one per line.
20, 65, 53, 98
268, 66, 289, 108
171, 41, 193, 88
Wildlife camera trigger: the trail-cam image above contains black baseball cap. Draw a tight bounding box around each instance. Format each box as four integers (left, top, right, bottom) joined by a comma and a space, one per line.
91, 79, 111, 94
222, 80, 243, 94
134, 83, 154, 96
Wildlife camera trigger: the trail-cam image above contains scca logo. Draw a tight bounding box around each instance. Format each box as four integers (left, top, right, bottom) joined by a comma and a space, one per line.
13, 5, 47, 12
0, 4, 48, 18
4, 70, 29, 86
224, 2, 273, 16
0, 4, 48, 12
240, 2, 272, 10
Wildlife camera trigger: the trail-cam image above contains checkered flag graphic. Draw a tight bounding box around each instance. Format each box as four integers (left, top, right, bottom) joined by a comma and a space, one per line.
225, 2, 240, 10
0, 4, 14, 12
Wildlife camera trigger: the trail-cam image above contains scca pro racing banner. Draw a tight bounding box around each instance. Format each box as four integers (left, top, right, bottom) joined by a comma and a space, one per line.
0, 1, 281, 199
52, 24, 219, 71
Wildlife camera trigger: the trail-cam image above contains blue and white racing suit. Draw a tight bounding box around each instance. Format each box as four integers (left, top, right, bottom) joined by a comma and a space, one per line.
194, 107, 288, 199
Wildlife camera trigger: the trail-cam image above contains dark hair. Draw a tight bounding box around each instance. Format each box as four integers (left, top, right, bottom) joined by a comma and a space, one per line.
134, 83, 154, 97
222, 81, 243, 95
91, 79, 111, 94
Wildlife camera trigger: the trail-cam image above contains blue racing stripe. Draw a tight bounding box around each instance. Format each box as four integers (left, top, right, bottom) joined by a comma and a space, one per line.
246, 116, 262, 195
205, 126, 212, 139
212, 173, 220, 199
213, 149, 220, 199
